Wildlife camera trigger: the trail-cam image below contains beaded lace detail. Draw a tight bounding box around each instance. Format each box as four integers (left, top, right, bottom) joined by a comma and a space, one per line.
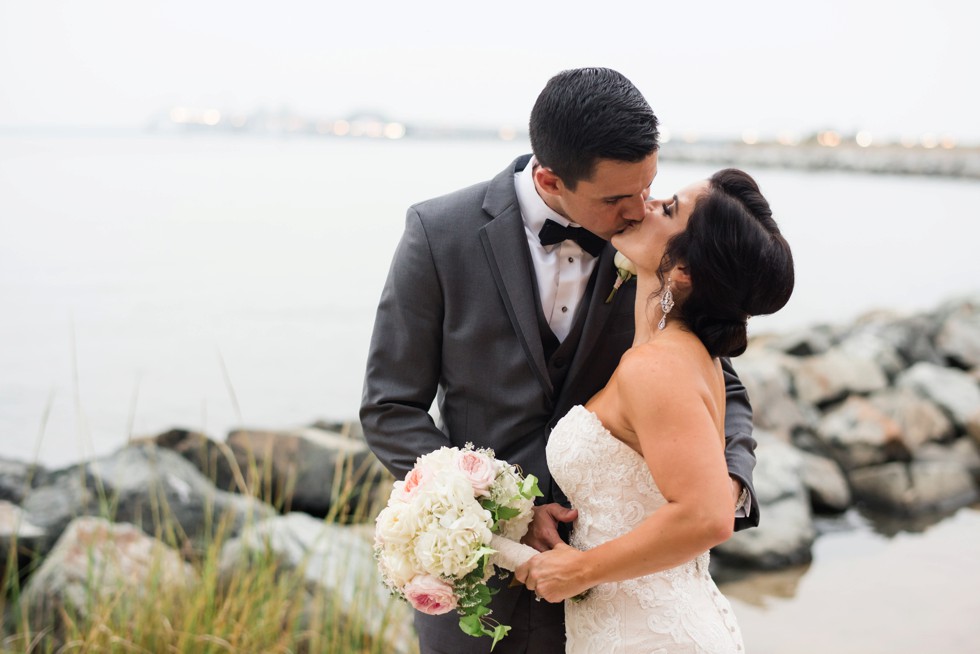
548, 405, 744, 653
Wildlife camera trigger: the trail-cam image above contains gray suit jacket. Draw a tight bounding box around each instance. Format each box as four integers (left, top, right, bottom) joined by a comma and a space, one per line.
360, 155, 758, 652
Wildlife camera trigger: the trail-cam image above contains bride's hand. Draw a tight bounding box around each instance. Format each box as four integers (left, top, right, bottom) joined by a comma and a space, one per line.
521, 504, 578, 552
515, 542, 591, 603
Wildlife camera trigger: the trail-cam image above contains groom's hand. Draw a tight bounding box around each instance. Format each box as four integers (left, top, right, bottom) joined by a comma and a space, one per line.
522, 503, 578, 552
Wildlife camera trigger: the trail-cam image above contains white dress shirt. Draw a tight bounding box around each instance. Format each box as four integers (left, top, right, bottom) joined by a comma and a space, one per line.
514, 158, 599, 342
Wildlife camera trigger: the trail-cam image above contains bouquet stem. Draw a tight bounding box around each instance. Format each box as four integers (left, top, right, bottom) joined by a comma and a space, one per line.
489, 535, 538, 571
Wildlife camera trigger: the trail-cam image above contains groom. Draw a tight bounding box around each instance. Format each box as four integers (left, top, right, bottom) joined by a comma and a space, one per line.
361, 67, 759, 654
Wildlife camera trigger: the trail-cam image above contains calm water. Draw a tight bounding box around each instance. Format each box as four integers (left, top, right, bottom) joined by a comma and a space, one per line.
2, 132, 978, 467
720, 506, 980, 653
1, 132, 979, 651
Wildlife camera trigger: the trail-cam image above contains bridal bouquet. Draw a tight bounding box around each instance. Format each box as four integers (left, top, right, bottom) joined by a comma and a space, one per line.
374, 443, 542, 649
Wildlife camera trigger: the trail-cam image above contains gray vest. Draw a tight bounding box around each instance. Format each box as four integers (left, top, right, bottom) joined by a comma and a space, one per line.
532, 267, 599, 397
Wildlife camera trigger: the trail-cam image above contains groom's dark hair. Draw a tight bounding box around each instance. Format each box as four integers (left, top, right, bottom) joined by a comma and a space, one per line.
529, 67, 659, 190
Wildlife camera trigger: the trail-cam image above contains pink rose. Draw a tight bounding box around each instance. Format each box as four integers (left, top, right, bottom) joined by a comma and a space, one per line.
457, 450, 497, 498
403, 575, 458, 615
395, 464, 432, 502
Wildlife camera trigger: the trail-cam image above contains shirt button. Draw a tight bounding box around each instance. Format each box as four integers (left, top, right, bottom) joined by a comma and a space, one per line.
568, 257, 574, 263
561, 306, 568, 313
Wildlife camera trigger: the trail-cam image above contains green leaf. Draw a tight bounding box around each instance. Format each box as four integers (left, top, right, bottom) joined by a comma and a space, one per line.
494, 505, 520, 522
473, 583, 492, 606
490, 624, 512, 651
459, 614, 486, 638
521, 475, 544, 498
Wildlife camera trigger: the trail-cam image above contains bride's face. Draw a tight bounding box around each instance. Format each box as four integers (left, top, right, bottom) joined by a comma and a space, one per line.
610, 179, 708, 273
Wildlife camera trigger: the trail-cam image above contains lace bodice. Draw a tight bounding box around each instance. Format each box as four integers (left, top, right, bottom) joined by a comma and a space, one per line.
547, 405, 743, 653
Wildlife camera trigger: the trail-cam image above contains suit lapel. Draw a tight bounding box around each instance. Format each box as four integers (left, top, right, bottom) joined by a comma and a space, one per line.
479, 156, 553, 397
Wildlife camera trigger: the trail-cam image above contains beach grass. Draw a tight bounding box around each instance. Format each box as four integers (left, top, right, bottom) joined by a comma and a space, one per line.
0, 445, 411, 654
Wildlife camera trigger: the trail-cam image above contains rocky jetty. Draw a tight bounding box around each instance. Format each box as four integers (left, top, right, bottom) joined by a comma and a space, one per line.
714, 295, 980, 569
1, 295, 978, 647
663, 141, 980, 180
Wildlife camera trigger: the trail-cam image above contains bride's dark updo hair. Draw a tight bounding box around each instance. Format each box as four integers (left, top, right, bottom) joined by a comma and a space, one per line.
657, 169, 794, 358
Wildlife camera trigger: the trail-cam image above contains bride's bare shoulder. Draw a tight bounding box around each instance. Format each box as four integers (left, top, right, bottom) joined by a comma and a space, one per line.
617, 340, 701, 391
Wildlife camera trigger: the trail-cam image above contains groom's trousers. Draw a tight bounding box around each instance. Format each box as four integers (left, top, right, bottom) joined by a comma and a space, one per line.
415, 585, 565, 654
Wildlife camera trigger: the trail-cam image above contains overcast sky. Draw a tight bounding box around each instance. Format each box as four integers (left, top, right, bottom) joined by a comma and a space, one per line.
2, 0, 978, 142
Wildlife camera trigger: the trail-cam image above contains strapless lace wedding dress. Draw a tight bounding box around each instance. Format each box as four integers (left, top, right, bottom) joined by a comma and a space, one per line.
547, 405, 744, 653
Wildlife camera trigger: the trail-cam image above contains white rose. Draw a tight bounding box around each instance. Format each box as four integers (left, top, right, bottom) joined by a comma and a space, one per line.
614, 251, 637, 275
490, 468, 521, 505
378, 548, 418, 589
417, 446, 459, 473
375, 501, 418, 546
606, 251, 638, 303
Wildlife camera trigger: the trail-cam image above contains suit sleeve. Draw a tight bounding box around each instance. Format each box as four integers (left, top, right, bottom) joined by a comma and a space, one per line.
720, 356, 760, 530
360, 208, 450, 480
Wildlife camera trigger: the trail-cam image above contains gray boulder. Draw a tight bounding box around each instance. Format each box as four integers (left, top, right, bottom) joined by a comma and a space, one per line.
219, 513, 414, 653
896, 362, 980, 433
713, 433, 816, 568
0, 500, 46, 585
914, 438, 980, 484
936, 313, 980, 368
793, 348, 888, 406
309, 419, 365, 441
859, 312, 945, 367
814, 396, 908, 469
19, 517, 197, 636
19, 467, 100, 554
734, 348, 817, 435
799, 452, 852, 513
762, 326, 836, 357
226, 426, 390, 518
86, 444, 275, 543
145, 428, 242, 492
836, 329, 907, 379
21, 444, 275, 553
936, 310, 980, 369
849, 461, 979, 516
867, 388, 956, 450
0, 457, 47, 504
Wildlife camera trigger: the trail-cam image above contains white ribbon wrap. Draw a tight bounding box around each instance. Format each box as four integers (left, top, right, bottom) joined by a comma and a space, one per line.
489, 534, 538, 571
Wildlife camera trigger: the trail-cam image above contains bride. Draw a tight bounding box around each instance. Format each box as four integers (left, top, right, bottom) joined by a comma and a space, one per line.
516, 168, 794, 653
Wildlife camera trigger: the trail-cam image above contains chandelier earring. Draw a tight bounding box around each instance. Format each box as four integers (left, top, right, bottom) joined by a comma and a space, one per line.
658, 278, 674, 330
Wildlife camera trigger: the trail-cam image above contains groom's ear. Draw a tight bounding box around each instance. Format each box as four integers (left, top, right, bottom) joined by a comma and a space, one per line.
533, 166, 564, 197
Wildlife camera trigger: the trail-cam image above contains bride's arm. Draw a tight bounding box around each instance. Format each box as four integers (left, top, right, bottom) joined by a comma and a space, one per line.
516, 347, 733, 602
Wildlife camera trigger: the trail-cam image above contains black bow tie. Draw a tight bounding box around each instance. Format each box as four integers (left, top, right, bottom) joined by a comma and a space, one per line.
538, 219, 606, 257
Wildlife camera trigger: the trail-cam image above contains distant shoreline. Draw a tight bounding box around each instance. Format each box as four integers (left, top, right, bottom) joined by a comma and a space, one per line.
660, 140, 980, 181
3, 125, 979, 181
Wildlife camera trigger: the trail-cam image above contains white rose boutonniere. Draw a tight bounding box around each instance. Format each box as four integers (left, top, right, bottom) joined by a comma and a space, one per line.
605, 251, 637, 303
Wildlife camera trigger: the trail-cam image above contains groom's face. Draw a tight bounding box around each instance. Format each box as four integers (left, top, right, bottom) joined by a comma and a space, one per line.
537, 152, 659, 241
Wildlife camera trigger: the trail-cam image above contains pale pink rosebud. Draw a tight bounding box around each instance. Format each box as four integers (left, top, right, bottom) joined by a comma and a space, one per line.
457, 450, 497, 498
403, 575, 458, 615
